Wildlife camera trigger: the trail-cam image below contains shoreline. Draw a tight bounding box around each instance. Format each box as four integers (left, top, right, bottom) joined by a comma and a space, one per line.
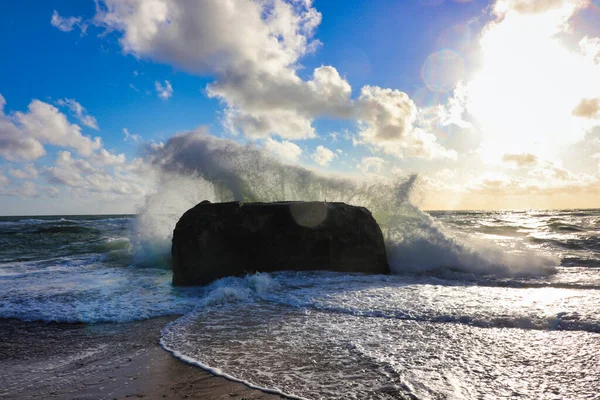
0, 317, 284, 399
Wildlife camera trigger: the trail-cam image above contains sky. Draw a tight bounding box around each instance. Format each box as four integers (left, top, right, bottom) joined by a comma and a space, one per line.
1, 0, 600, 215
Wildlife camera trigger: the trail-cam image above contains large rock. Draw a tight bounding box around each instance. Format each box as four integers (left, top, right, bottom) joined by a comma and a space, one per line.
171, 201, 389, 285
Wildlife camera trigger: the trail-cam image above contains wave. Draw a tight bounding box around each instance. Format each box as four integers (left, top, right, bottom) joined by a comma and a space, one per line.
547, 222, 587, 233
530, 236, 600, 252
478, 225, 530, 236
160, 293, 600, 400
561, 257, 600, 268
0, 267, 203, 323
30, 226, 101, 235
132, 131, 557, 278
173, 272, 600, 334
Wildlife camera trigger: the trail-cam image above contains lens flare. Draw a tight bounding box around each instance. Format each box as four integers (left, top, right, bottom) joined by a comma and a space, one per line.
421, 49, 465, 92
436, 23, 472, 51
412, 86, 444, 108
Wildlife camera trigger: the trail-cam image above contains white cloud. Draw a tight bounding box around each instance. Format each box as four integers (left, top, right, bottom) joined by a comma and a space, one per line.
9, 168, 29, 179
493, 0, 585, 16
24, 164, 39, 179
43, 151, 148, 197
572, 98, 600, 119
0, 94, 142, 201
0, 94, 103, 161
464, 162, 599, 198
50, 10, 87, 35
155, 80, 173, 100
56, 98, 99, 130
1, 181, 39, 198
580, 36, 600, 64
16, 100, 102, 157
502, 153, 538, 167
92, 0, 452, 159
263, 138, 302, 163
356, 156, 386, 174
0, 94, 46, 161
92, 149, 126, 166
0, 172, 8, 188
42, 186, 60, 198
123, 128, 142, 143
311, 145, 336, 166
16, 181, 38, 198
356, 86, 458, 160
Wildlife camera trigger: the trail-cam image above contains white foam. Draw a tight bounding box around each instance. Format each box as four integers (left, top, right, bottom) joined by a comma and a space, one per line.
0, 265, 203, 323
160, 274, 600, 399
132, 173, 217, 268
160, 327, 308, 400
140, 132, 558, 278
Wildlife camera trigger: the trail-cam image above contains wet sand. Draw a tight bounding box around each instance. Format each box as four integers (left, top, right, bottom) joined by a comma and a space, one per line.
0, 317, 284, 399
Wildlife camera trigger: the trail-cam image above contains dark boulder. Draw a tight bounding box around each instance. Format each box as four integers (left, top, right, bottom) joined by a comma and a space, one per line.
171, 201, 389, 286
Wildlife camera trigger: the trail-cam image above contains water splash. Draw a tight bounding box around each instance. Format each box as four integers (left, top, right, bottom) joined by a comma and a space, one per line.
136, 130, 556, 277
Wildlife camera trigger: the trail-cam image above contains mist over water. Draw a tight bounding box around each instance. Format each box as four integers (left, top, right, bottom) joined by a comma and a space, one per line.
140, 130, 556, 277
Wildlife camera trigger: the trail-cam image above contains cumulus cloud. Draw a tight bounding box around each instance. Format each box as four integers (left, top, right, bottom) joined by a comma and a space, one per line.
50, 10, 87, 35
155, 80, 173, 100
502, 153, 538, 167
0, 94, 103, 161
0, 172, 8, 188
56, 98, 99, 129
1, 181, 39, 198
16, 100, 103, 157
580, 36, 600, 64
9, 164, 38, 180
466, 161, 597, 198
355, 86, 457, 160
92, 0, 451, 159
92, 149, 126, 166
263, 138, 302, 163
493, 0, 578, 16
311, 145, 336, 166
0, 94, 46, 161
356, 156, 387, 174
572, 98, 600, 118
8, 168, 27, 180
16, 181, 39, 198
43, 151, 147, 196
42, 186, 60, 198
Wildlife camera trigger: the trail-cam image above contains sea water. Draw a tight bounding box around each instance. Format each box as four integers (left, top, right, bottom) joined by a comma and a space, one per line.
1, 134, 599, 399
1, 208, 599, 399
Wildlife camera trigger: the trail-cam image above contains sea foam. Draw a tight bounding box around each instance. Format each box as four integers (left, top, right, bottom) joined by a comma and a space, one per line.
136, 131, 557, 278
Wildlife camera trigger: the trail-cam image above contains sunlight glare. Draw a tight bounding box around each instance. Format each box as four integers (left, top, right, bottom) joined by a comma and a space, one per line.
466, 4, 600, 162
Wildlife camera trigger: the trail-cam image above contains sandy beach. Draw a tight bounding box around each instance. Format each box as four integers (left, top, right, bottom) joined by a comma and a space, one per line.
0, 317, 284, 399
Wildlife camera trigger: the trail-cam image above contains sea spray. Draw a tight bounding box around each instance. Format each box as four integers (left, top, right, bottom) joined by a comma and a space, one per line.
136, 130, 556, 277
132, 173, 217, 268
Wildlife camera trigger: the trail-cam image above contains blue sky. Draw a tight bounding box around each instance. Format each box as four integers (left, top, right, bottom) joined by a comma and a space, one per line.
1, 0, 600, 214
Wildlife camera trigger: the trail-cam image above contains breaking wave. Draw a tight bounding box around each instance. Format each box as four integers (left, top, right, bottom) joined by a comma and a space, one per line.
136, 131, 557, 277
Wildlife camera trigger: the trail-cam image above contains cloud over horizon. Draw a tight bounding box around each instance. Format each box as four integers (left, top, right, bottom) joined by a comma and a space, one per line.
3, 0, 599, 212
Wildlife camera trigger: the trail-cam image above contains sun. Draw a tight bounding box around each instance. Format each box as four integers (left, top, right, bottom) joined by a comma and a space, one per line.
465, 3, 599, 163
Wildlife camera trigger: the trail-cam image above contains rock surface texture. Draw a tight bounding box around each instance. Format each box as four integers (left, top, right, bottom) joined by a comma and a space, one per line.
171, 201, 389, 286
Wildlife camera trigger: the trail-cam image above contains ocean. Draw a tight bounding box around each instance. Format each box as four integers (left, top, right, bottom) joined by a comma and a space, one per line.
1, 208, 599, 399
